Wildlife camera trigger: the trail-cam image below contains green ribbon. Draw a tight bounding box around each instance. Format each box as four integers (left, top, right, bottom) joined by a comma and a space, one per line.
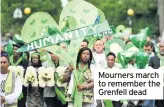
18, 92, 23, 100
10, 55, 23, 66
103, 100, 113, 107
157, 53, 164, 66
72, 63, 88, 107
17, 21, 115, 52
54, 72, 66, 105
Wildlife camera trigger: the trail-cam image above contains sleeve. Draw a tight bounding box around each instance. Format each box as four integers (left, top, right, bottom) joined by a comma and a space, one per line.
5, 76, 22, 104
149, 57, 154, 68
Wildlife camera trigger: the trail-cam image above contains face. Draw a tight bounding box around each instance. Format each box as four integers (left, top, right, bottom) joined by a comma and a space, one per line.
31, 55, 39, 65
94, 40, 104, 54
0, 56, 9, 72
144, 46, 152, 55
80, 50, 90, 63
13, 46, 21, 58
50, 53, 59, 62
81, 42, 88, 48
159, 43, 164, 55
107, 55, 115, 68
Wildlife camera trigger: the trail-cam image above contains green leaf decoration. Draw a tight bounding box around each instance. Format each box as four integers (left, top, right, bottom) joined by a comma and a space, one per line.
31, 32, 36, 38
30, 19, 35, 25
80, 19, 86, 24
41, 19, 48, 24
69, 9, 76, 14
21, 12, 59, 43
83, 9, 90, 13
105, 39, 126, 56
135, 50, 149, 69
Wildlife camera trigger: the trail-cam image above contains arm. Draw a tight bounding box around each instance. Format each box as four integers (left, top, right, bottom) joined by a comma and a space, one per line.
84, 81, 94, 89
61, 71, 72, 83
61, 65, 74, 83
5, 76, 22, 104
149, 57, 154, 68
77, 80, 94, 91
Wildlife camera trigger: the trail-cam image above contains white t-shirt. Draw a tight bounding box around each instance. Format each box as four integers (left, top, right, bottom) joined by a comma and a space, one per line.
0, 74, 8, 96
0, 73, 22, 107
92, 52, 107, 69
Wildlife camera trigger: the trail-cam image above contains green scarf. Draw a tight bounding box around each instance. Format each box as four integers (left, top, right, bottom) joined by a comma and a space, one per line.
157, 53, 164, 66
54, 72, 66, 105
103, 100, 113, 107
72, 63, 88, 107
10, 55, 23, 66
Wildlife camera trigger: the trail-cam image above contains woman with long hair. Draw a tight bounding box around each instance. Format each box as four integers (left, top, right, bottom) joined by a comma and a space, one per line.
65, 47, 94, 107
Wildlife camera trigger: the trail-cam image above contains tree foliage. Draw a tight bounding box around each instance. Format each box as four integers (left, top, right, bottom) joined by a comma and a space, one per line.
1, 0, 158, 36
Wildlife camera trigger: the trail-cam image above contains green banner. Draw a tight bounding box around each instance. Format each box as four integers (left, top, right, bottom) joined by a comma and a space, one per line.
17, 20, 115, 52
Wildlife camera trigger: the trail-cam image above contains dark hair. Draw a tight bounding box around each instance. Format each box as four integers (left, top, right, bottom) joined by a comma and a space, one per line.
125, 40, 131, 44
95, 38, 104, 44
82, 39, 89, 45
144, 42, 156, 54
13, 42, 24, 48
144, 42, 153, 48
150, 42, 156, 54
106, 52, 116, 59
30, 52, 42, 67
1, 51, 9, 61
76, 47, 93, 69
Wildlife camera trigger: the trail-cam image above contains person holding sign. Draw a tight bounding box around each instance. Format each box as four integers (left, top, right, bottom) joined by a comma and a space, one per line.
62, 47, 94, 107
25, 52, 44, 107
42, 52, 64, 107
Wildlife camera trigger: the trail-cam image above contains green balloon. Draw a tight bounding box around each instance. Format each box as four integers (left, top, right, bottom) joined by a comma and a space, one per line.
129, 28, 148, 49
117, 51, 135, 68
135, 50, 149, 69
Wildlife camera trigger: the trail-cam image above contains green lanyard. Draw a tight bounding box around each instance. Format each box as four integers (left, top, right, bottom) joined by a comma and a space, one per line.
10, 55, 23, 66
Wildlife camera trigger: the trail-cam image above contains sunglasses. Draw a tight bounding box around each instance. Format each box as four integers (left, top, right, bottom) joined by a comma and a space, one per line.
0, 52, 8, 57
